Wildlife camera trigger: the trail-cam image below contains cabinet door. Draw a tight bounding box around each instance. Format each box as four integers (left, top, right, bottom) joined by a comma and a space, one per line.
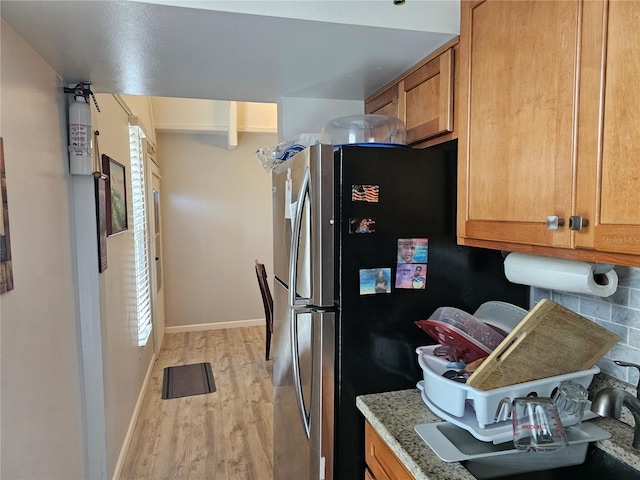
365, 84, 404, 121
576, 0, 640, 255
364, 421, 414, 480
458, 0, 579, 248
404, 47, 454, 144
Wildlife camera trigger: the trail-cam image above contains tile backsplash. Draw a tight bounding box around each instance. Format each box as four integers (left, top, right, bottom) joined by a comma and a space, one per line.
532, 266, 640, 387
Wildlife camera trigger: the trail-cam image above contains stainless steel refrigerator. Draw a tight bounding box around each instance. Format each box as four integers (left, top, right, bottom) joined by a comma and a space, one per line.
271, 141, 528, 480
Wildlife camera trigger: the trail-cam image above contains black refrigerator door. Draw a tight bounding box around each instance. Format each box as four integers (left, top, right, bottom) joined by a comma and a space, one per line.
333, 142, 528, 480
337, 144, 457, 385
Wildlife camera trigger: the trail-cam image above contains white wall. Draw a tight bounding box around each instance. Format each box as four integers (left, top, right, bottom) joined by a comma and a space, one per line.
93, 93, 156, 475
277, 97, 363, 142
158, 132, 275, 328
0, 20, 87, 479
133, 0, 461, 34
0, 16, 341, 479
0, 21, 160, 479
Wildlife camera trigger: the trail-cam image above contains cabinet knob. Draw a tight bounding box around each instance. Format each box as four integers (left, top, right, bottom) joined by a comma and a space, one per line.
546, 216, 565, 230
569, 216, 589, 231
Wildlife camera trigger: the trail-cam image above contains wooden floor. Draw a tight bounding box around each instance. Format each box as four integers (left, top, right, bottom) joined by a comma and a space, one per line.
120, 326, 273, 480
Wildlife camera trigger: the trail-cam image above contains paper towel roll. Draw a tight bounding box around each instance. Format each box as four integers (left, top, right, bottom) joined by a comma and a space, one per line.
504, 253, 618, 297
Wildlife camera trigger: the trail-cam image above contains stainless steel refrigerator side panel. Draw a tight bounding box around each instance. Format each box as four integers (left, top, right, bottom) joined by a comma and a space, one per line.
320, 310, 336, 480
310, 310, 324, 480
272, 176, 289, 285
272, 279, 291, 392
310, 144, 336, 308
273, 280, 309, 479
272, 151, 305, 285
290, 166, 312, 307
291, 294, 312, 438
272, 144, 334, 307
288, 151, 312, 301
272, 144, 337, 479
273, 280, 322, 480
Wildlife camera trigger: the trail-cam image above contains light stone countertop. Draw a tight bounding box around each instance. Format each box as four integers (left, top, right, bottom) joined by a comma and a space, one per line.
356, 386, 640, 480
356, 388, 475, 480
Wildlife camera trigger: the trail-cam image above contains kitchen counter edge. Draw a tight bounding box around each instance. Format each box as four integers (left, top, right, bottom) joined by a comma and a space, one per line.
356, 388, 640, 480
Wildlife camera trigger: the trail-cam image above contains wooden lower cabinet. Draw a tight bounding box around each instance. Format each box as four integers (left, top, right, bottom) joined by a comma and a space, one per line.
365, 421, 415, 480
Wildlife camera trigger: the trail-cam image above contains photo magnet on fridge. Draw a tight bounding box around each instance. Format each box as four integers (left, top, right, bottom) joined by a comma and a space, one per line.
349, 217, 376, 234
395, 264, 427, 289
397, 238, 428, 264
359, 268, 391, 295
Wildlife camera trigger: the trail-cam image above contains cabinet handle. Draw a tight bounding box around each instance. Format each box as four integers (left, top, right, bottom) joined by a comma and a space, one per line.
546, 216, 565, 230
569, 216, 589, 231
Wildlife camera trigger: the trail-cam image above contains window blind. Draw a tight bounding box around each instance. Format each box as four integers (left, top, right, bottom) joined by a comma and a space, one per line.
129, 126, 152, 347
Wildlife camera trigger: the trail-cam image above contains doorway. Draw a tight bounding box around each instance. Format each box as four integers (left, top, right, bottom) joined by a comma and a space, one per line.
147, 147, 166, 355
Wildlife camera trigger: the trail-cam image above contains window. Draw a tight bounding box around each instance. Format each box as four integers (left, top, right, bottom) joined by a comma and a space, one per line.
129, 125, 152, 347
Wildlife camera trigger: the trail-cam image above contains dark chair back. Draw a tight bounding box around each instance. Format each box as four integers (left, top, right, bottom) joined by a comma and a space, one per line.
255, 260, 274, 360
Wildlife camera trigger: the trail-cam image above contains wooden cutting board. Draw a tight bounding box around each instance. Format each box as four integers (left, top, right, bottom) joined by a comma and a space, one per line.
466, 299, 619, 391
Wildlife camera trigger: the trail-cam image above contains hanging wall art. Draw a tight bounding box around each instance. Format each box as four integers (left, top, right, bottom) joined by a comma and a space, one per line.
102, 154, 128, 236
0, 138, 14, 293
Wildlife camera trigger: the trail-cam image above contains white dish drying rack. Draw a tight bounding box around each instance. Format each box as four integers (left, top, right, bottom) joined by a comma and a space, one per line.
416, 344, 600, 443
417, 380, 598, 444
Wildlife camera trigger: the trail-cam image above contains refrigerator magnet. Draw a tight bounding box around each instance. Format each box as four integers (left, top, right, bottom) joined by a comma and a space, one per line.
359, 268, 391, 295
351, 185, 379, 203
397, 238, 428, 264
395, 264, 427, 289
349, 217, 376, 234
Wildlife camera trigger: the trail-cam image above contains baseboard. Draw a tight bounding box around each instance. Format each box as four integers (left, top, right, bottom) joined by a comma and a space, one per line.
111, 351, 157, 480
165, 318, 264, 334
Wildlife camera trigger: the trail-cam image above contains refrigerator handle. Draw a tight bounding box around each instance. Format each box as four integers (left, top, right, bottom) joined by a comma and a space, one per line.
289, 166, 311, 308
290, 308, 311, 439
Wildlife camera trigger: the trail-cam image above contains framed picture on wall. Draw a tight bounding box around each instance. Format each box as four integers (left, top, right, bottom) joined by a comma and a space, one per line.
95, 175, 108, 272
0, 138, 14, 294
102, 154, 128, 236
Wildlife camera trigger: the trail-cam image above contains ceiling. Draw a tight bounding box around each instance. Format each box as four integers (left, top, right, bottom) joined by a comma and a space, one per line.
0, 0, 459, 103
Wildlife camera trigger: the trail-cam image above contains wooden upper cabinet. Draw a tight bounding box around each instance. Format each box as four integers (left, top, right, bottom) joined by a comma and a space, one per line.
404, 47, 454, 144
576, 0, 640, 256
457, 0, 579, 249
458, 0, 640, 266
365, 39, 458, 147
365, 83, 403, 120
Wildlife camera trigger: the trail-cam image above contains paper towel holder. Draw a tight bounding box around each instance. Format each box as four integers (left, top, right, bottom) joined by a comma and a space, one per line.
503, 253, 618, 297
593, 263, 615, 286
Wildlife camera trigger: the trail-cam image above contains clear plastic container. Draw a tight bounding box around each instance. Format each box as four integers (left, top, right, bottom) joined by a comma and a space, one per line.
473, 301, 528, 335
320, 114, 407, 145
415, 320, 493, 363
415, 307, 507, 362
512, 397, 568, 452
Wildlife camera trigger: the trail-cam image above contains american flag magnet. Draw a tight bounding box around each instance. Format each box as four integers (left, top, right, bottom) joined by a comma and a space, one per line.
351, 184, 379, 203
